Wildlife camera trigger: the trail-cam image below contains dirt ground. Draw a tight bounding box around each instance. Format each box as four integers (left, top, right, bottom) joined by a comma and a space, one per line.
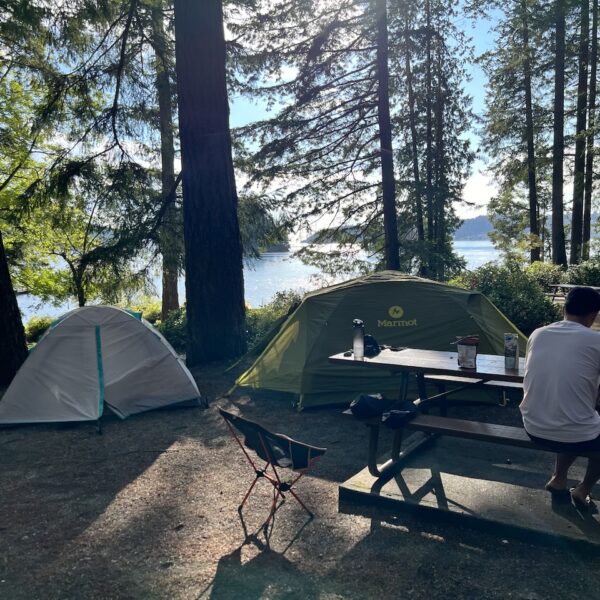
2, 361, 600, 600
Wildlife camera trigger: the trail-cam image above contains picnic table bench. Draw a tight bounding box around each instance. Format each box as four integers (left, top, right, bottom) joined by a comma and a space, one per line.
549, 283, 600, 301
342, 409, 596, 478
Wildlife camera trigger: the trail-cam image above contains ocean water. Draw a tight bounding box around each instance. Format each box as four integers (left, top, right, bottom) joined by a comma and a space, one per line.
453, 239, 500, 269
16, 240, 499, 321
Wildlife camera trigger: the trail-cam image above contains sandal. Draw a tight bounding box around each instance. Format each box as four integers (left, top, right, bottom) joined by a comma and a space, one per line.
544, 483, 571, 502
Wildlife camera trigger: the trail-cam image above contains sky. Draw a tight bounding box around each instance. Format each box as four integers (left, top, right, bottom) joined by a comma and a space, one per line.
461, 11, 501, 219
229, 8, 500, 221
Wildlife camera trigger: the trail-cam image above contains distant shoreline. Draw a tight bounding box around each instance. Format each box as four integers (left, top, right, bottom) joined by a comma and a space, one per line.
303, 216, 494, 244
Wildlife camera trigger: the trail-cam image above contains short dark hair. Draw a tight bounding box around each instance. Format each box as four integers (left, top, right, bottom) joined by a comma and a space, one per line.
564, 286, 600, 316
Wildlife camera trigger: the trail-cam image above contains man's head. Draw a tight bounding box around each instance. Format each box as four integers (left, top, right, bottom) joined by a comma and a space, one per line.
564, 286, 600, 327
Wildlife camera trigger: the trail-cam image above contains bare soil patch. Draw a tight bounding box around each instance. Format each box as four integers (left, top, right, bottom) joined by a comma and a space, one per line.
1, 362, 600, 599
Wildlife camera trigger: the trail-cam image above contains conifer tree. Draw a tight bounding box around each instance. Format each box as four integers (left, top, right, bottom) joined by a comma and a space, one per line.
551, 0, 568, 266
584, 0, 599, 259
476, 0, 592, 266
233, 0, 472, 278
570, 0, 590, 264
173, 0, 246, 364
0, 0, 55, 383
149, 1, 181, 318
478, 0, 549, 262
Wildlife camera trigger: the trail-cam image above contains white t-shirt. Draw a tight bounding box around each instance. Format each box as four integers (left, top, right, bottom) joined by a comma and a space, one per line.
520, 320, 600, 442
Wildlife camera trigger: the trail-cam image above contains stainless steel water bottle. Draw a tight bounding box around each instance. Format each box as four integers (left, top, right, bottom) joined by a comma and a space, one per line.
353, 319, 364, 360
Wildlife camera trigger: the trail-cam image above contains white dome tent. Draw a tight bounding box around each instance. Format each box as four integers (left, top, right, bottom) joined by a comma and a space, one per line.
0, 306, 203, 425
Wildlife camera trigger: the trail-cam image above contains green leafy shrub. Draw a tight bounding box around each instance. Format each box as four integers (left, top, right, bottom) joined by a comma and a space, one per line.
154, 291, 303, 355
129, 297, 162, 324
525, 261, 563, 292
450, 261, 560, 336
246, 290, 302, 350
564, 258, 600, 286
25, 316, 53, 344
263, 290, 303, 313
246, 306, 280, 350
157, 307, 186, 353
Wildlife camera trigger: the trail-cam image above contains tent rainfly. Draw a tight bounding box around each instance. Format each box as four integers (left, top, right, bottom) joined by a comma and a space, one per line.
0, 306, 202, 424
236, 271, 528, 409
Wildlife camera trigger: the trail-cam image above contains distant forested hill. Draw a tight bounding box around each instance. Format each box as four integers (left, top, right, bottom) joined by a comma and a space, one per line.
454, 216, 493, 240
304, 215, 595, 243
453, 214, 599, 241
304, 219, 493, 243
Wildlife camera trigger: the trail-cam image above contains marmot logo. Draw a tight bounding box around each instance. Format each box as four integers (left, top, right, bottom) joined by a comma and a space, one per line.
388, 305, 404, 319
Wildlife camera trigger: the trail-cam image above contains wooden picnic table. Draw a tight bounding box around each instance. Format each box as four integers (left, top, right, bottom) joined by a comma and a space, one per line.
549, 283, 600, 301
329, 348, 525, 477
329, 347, 524, 383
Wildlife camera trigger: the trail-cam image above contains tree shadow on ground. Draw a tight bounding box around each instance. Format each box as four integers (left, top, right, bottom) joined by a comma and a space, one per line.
0, 403, 229, 598
357, 436, 600, 548
205, 542, 319, 600
329, 511, 600, 599
6, 359, 600, 600
0, 392, 360, 599
201, 512, 319, 600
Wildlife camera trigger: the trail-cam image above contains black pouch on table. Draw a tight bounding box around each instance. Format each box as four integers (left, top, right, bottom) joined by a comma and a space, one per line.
350, 393, 396, 419
381, 399, 418, 429
363, 334, 381, 358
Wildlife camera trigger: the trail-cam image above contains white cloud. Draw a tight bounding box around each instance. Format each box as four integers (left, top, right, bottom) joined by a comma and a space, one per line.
457, 170, 498, 219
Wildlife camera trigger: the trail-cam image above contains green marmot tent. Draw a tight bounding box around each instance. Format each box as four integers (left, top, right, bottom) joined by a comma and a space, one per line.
236, 271, 527, 409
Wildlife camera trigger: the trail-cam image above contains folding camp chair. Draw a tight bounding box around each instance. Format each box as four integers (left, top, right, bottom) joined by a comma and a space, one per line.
219, 408, 326, 524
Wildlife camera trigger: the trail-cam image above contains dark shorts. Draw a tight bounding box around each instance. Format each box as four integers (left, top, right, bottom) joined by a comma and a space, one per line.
526, 431, 600, 454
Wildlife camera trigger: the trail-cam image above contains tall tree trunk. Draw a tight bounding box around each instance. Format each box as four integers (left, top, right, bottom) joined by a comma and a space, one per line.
584, 0, 598, 259
65, 259, 86, 307
173, 0, 246, 364
0, 230, 27, 387
570, 0, 590, 264
374, 0, 400, 270
522, 0, 541, 263
404, 20, 425, 246
425, 0, 434, 265
434, 37, 446, 280
76, 280, 86, 307
552, 0, 568, 267
151, 5, 179, 320
541, 214, 547, 259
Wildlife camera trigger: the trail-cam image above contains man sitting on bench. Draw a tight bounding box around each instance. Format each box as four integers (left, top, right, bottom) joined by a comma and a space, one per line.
520, 286, 600, 509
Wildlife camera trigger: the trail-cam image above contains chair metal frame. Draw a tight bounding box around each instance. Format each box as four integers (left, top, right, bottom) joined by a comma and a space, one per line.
220, 409, 325, 525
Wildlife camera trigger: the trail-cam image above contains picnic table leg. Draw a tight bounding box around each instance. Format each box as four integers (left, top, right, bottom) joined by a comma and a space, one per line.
436, 383, 448, 416
416, 373, 428, 414
391, 428, 403, 459
366, 421, 435, 478
366, 421, 400, 478
367, 423, 383, 477
393, 371, 410, 404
